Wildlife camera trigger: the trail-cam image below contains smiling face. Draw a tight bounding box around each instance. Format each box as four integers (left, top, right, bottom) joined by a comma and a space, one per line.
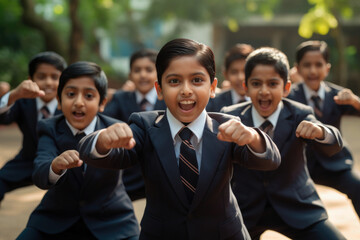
296, 50, 330, 91
223, 59, 246, 96
155, 56, 217, 124
246, 64, 291, 118
32, 63, 61, 103
130, 57, 157, 95
58, 77, 106, 130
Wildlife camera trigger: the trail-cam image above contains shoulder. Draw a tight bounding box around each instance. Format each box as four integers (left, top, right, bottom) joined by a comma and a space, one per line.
111, 90, 134, 101
324, 81, 343, 93
207, 112, 240, 125
282, 98, 313, 116
97, 113, 122, 126
221, 101, 251, 114
37, 114, 64, 134
129, 110, 165, 126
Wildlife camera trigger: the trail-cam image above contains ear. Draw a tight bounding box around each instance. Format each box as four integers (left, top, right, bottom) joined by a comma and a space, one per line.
243, 81, 249, 94
326, 63, 331, 75
155, 81, 163, 100
283, 80, 292, 97
210, 78, 218, 98
56, 96, 62, 110
98, 97, 108, 112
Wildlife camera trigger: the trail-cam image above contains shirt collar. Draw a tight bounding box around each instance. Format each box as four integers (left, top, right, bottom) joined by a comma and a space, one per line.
36, 97, 58, 115
166, 108, 206, 146
135, 87, 157, 105
303, 82, 326, 102
251, 101, 283, 128
65, 116, 97, 136
230, 89, 250, 104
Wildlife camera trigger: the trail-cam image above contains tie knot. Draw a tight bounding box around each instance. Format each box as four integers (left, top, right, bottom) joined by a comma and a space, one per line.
311, 95, 321, 103
179, 127, 193, 141
140, 98, 148, 111
40, 105, 50, 119
75, 132, 86, 141
260, 120, 273, 134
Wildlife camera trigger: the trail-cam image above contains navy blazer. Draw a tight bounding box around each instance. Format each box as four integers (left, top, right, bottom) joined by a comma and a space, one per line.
26, 114, 139, 239
103, 90, 166, 199
206, 89, 234, 112
287, 82, 360, 171
0, 98, 61, 182
79, 111, 280, 240
222, 99, 343, 229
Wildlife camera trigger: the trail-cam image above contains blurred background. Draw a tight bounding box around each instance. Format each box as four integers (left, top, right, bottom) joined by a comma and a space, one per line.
0, 0, 359, 92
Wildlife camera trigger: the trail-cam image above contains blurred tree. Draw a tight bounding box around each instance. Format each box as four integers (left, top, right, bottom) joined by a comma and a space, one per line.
298, 0, 360, 86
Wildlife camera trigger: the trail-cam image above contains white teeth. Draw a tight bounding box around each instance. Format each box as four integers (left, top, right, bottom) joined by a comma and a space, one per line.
180, 100, 194, 104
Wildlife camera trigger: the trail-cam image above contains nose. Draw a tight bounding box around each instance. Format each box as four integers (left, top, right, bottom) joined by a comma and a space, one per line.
181, 81, 193, 96
259, 84, 269, 95
74, 94, 84, 107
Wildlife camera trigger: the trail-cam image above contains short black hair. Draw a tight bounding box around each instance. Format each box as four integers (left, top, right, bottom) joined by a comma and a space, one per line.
224, 43, 254, 71
156, 38, 215, 87
130, 49, 158, 70
295, 40, 329, 64
28, 51, 67, 79
57, 61, 108, 105
245, 47, 289, 86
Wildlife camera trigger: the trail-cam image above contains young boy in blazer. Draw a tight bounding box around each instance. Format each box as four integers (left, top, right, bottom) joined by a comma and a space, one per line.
78, 38, 281, 240
17, 62, 139, 240
222, 47, 345, 239
103, 49, 166, 201
287, 40, 360, 219
0, 52, 66, 205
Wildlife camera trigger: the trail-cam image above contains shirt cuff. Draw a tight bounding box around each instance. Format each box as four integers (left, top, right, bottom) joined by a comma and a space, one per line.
315, 125, 335, 143
91, 129, 112, 158
49, 165, 67, 184
0, 92, 11, 114
246, 145, 267, 158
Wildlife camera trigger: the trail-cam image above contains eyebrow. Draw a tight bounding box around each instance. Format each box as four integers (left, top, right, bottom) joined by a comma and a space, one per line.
65, 86, 97, 91
165, 72, 206, 79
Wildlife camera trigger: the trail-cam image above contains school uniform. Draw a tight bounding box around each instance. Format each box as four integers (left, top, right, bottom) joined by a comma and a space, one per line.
0, 94, 60, 201
222, 98, 345, 239
103, 88, 166, 201
78, 109, 281, 240
18, 114, 139, 239
287, 81, 360, 217
207, 89, 249, 112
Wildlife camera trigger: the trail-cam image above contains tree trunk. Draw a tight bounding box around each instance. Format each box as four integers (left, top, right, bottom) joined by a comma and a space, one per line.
69, 0, 83, 63
20, 0, 66, 57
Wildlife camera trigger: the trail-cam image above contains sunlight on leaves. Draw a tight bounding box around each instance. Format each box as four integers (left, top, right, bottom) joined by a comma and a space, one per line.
227, 18, 239, 32
53, 4, 64, 15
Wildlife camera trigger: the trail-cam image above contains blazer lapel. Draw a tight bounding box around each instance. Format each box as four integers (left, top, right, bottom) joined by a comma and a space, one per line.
28, 99, 38, 138
148, 113, 189, 207
272, 102, 293, 151
321, 84, 333, 122
191, 115, 227, 210
297, 83, 308, 104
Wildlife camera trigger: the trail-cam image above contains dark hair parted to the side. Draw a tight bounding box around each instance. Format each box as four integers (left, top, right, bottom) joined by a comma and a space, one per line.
57, 61, 108, 104
28, 51, 67, 78
245, 47, 289, 86
156, 38, 215, 87
295, 40, 329, 64
224, 43, 254, 71
130, 49, 158, 70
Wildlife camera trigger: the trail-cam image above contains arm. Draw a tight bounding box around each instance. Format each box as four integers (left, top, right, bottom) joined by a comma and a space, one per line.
7, 79, 45, 106
217, 118, 281, 170
334, 88, 360, 112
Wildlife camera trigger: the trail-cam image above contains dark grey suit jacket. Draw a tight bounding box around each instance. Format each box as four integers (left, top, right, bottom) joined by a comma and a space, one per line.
79, 111, 281, 240
26, 114, 139, 239
222, 98, 343, 229
287, 82, 360, 171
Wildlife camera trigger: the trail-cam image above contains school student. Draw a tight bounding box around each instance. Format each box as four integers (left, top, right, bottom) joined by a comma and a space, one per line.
103, 49, 166, 201
287, 40, 360, 219
17, 62, 139, 240
78, 38, 281, 240
222, 47, 345, 240
207, 43, 253, 112
0, 52, 66, 205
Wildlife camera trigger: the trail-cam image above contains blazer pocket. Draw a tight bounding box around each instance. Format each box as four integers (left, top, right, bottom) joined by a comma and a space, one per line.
219, 212, 242, 239
297, 183, 316, 199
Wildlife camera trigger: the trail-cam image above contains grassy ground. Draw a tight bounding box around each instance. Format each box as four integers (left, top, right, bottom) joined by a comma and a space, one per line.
0, 116, 359, 240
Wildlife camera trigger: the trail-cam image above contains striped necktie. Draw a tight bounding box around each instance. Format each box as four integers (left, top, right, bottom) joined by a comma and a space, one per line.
311, 95, 323, 118
40, 105, 50, 119
139, 98, 148, 111
178, 127, 199, 203
260, 120, 274, 139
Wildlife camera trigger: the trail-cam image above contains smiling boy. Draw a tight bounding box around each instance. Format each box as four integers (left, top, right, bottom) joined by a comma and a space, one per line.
222, 47, 345, 240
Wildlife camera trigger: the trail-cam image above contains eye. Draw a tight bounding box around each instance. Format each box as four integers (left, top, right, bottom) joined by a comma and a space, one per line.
66, 91, 75, 97
85, 92, 94, 99
192, 77, 203, 84
250, 81, 261, 87
51, 74, 60, 81
168, 78, 179, 84
269, 81, 279, 87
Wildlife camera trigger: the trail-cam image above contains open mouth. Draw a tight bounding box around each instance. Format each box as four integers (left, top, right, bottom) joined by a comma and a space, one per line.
179, 100, 196, 111
73, 110, 85, 118
259, 100, 271, 110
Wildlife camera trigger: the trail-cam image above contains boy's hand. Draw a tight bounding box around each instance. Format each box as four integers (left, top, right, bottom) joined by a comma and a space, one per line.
296, 120, 324, 140
8, 80, 45, 105
51, 150, 83, 175
96, 123, 136, 154
217, 119, 265, 153
334, 89, 360, 107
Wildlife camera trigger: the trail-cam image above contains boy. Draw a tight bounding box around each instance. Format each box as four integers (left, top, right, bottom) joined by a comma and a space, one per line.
78, 38, 281, 240
104, 49, 166, 201
17, 61, 139, 239
287, 40, 360, 218
222, 47, 345, 239
0, 52, 66, 205
207, 43, 253, 112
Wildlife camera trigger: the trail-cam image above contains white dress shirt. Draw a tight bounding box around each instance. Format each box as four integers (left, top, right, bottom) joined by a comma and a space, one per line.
135, 87, 158, 111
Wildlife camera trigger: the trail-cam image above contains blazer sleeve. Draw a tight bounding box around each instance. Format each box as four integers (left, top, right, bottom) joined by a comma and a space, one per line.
32, 120, 60, 190
233, 128, 281, 171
